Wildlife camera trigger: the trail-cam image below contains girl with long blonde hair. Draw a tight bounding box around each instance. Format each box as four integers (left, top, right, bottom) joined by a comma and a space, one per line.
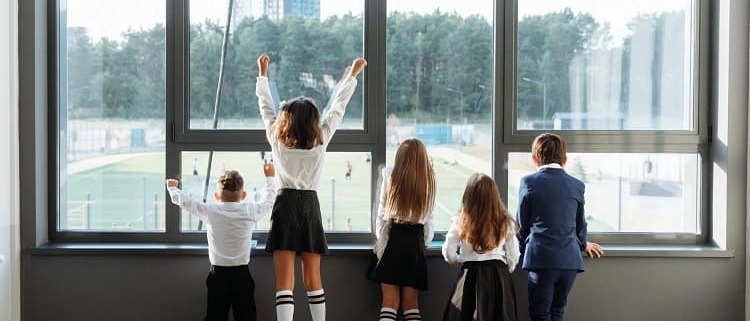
370, 138, 436, 321
442, 173, 520, 321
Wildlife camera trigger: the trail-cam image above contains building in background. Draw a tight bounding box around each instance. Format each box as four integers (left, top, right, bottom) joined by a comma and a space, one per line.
250, 0, 320, 21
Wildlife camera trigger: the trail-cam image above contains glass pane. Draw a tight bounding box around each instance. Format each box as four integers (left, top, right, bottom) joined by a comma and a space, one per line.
516, 0, 694, 130
180, 152, 371, 232
189, 0, 365, 130
386, 0, 494, 231
60, 0, 166, 231
507, 153, 700, 233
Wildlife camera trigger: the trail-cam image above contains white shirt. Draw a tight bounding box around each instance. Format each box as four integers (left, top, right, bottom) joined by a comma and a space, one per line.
537, 163, 563, 171
167, 178, 276, 266
442, 217, 521, 273
256, 75, 357, 190
373, 167, 435, 259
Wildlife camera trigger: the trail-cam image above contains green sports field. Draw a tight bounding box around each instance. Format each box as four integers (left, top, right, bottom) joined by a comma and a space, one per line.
63, 148, 489, 233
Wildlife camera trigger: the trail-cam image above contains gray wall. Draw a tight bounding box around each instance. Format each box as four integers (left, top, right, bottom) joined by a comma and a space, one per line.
22, 253, 745, 321
18, 1, 750, 321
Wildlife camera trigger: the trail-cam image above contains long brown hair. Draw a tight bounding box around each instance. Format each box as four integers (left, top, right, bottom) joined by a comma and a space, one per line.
458, 173, 515, 253
274, 97, 324, 149
385, 138, 436, 222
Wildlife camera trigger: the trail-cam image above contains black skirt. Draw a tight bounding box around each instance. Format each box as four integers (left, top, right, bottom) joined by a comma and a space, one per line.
442, 260, 518, 321
368, 222, 428, 290
266, 189, 328, 255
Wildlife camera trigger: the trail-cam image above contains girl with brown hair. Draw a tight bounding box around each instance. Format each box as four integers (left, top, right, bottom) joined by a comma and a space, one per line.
442, 173, 520, 321
256, 53, 366, 321
370, 138, 436, 321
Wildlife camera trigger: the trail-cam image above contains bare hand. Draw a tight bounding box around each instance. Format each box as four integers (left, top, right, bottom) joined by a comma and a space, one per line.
350, 57, 367, 77
166, 179, 179, 188
263, 161, 275, 177
258, 53, 270, 77
585, 241, 604, 258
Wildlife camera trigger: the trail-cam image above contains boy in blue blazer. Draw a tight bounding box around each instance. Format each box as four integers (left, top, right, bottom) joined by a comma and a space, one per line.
517, 133, 604, 321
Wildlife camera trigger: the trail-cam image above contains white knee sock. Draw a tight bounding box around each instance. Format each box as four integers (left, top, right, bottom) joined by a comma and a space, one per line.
378, 307, 398, 321
275, 290, 294, 321
403, 309, 422, 321
307, 289, 326, 321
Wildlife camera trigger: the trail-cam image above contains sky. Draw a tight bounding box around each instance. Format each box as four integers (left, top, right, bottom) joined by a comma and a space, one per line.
66, 0, 689, 41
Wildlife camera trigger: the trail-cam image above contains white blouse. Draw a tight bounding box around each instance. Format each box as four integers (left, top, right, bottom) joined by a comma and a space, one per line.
167, 178, 276, 266
256, 75, 357, 190
442, 217, 521, 273
373, 167, 435, 259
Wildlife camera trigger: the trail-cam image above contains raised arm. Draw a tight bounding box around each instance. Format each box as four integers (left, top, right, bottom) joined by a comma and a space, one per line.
166, 179, 208, 222
244, 161, 277, 221
256, 53, 276, 142
442, 217, 461, 265
321, 58, 367, 143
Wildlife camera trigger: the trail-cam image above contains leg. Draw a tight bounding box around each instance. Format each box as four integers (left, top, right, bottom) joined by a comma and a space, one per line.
273, 251, 296, 321
301, 252, 326, 321
379, 283, 400, 321
528, 270, 556, 321
401, 287, 422, 321
231, 268, 257, 321
273, 250, 296, 291
300, 252, 323, 291
204, 269, 231, 321
550, 270, 577, 321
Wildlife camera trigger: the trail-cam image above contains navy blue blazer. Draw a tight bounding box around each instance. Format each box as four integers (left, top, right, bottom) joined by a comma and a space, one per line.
516, 166, 587, 271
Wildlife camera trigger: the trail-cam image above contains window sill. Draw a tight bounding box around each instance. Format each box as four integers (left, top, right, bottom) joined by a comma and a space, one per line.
30, 242, 734, 258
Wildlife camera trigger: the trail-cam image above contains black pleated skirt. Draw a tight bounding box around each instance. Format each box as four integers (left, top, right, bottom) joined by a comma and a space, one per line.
266, 189, 328, 255
442, 260, 518, 321
368, 222, 428, 291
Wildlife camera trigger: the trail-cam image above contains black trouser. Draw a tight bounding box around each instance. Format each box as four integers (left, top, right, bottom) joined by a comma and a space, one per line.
204, 265, 257, 321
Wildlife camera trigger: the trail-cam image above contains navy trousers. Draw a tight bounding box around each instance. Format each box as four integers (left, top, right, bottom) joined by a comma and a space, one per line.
527, 269, 578, 321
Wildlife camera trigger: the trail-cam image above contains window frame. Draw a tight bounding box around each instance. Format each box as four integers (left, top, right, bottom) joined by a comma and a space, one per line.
501, 0, 712, 245
48, 0, 712, 246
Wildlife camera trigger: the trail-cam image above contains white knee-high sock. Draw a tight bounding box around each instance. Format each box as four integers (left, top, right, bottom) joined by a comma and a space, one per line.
275, 290, 294, 321
378, 307, 398, 321
403, 309, 422, 321
307, 289, 326, 321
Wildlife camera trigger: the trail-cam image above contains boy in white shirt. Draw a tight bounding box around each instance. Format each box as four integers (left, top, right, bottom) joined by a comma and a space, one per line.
166, 162, 276, 321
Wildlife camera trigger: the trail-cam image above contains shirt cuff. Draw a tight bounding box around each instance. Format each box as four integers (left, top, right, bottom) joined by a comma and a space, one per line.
263, 177, 275, 185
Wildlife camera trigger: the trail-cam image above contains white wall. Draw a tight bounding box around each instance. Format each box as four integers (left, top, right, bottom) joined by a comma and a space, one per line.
0, 0, 19, 320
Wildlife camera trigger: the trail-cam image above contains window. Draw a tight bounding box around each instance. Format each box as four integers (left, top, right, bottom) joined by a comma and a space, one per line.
386, 0, 494, 230
506, 0, 708, 243
51, 0, 710, 245
58, 0, 166, 232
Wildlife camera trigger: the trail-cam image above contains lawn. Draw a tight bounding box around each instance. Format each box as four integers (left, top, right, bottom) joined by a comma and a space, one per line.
63, 148, 482, 233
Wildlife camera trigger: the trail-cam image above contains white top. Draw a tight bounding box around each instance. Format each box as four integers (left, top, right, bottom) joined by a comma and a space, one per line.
256, 75, 358, 190
373, 167, 435, 259
442, 217, 521, 273
537, 163, 563, 171
167, 178, 276, 266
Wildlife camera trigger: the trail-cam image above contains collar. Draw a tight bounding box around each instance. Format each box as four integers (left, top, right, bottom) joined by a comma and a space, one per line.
537, 163, 563, 172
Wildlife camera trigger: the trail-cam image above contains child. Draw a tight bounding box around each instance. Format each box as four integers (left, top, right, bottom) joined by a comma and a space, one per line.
516, 133, 604, 321
166, 163, 276, 321
442, 173, 520, 321
370, 138, 435, 321
256, 53, 367, 321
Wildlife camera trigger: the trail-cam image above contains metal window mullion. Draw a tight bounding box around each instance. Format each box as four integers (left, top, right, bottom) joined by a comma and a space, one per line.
50, 0, 63, 240
165, 0, 186, 241
495, 0, 509, 203
364, 0, 386, 238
